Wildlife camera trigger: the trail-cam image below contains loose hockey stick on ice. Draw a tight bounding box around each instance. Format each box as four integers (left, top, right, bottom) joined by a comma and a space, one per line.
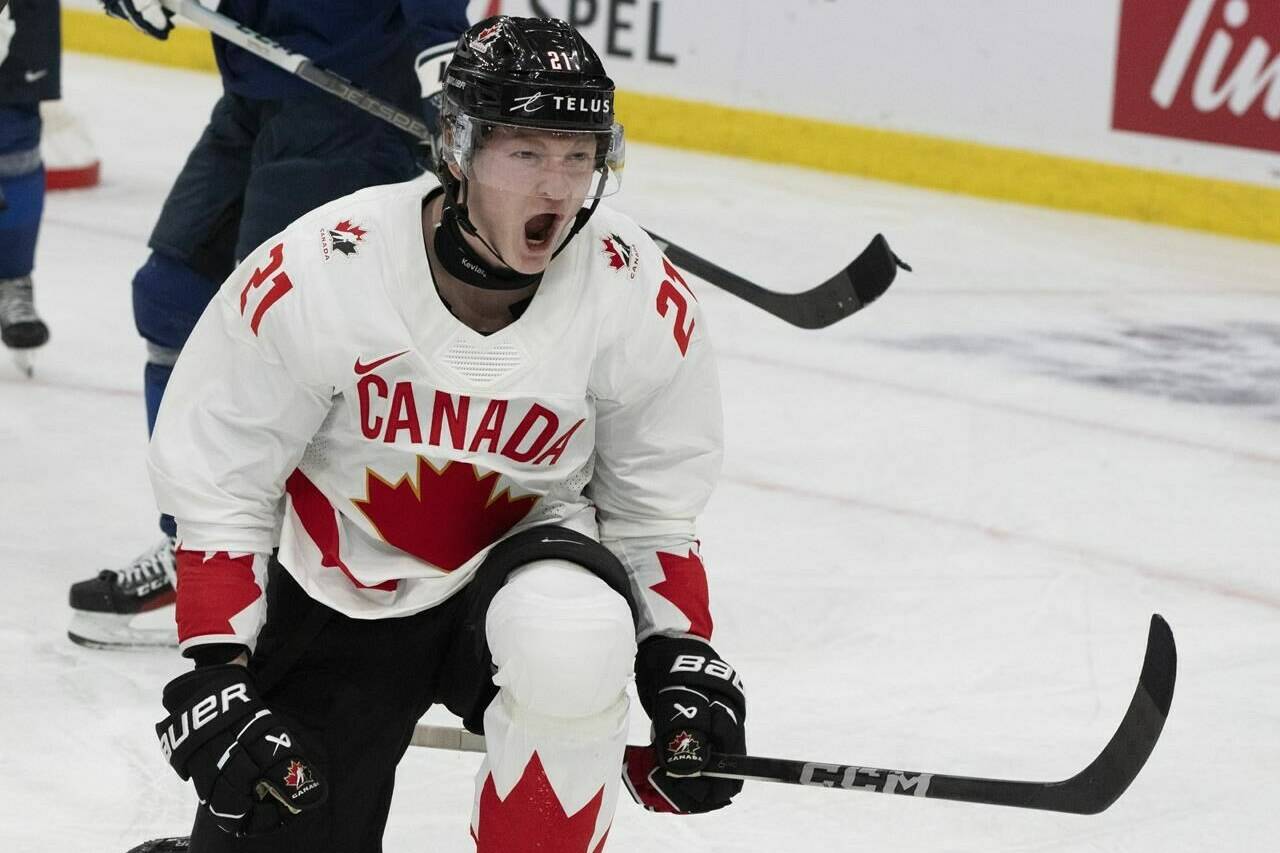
160, 0, 909, 329
412, 615, 1175, 815
120, 617, 1175, 850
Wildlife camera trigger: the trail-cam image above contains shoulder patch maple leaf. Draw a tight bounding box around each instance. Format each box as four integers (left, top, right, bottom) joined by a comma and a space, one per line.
600, 233, 638, 279
352, 457, 538, 571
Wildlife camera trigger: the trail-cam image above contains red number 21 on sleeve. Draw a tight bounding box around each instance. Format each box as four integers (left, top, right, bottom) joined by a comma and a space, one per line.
656, 257, 698, 356
239, 242, 294, 336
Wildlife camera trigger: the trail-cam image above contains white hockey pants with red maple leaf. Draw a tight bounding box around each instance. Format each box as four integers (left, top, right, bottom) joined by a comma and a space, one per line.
471, 559, 636, 853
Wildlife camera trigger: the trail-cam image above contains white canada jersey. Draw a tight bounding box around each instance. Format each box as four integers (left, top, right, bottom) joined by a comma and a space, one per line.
148, 173, 723, 654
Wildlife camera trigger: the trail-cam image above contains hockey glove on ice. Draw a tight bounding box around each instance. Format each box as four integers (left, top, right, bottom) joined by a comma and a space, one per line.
101, 0, 173, 41
155, 665, 327, 836
624, 636, 746, 814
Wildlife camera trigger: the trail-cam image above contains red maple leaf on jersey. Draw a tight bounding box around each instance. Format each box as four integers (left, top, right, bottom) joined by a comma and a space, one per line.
474, 752, 608, 853
174, 550, 262, 643
652, 549, 714, 639
601, 236, 625, 271
600, 233, 637, 277
352, 457, 538, 571
286, 470, 397, 591
334, 219, 366, 241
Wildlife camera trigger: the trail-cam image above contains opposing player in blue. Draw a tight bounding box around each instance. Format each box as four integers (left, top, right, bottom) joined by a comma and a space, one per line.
0, 0, 59, 377
66, 0, 469, 647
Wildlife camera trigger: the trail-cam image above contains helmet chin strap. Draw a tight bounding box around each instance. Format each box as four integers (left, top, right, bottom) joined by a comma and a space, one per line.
433, 172, 608, 292
434, 179, 543, 291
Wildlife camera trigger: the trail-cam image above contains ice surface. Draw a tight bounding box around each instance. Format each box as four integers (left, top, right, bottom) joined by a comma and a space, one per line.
2, 53, 1278, 852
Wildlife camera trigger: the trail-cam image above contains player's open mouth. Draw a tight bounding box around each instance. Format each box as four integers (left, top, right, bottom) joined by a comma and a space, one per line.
524, 213, 559, 250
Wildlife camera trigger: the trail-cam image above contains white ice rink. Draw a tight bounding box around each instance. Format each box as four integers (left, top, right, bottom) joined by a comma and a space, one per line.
3, 53, 1279, 852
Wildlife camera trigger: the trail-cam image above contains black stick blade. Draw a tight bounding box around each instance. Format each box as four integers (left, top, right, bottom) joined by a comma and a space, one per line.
1042, 613, 1177, 814
647, 230, 910, 329
902, 613, 1176, 814
704, 615, 1175, 815
848, 233, 912, 305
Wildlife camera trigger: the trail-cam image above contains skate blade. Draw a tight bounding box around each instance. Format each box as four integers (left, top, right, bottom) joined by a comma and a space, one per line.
11, 349, 35, 378
67, 611, 178, 650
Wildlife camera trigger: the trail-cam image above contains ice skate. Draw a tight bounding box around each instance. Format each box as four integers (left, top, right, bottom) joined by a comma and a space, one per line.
67, 536, 179, 649
0, 276, 49, 377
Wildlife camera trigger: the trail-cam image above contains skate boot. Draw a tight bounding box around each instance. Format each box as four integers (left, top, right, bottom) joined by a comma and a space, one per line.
68, 536, 179, 649
0, 276, 50, 377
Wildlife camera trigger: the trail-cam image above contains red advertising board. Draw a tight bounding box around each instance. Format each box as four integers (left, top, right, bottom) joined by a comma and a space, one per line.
1113, 0, 1280, 154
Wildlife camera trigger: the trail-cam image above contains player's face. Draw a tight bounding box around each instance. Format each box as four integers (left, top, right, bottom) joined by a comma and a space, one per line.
465, 127, 598, 274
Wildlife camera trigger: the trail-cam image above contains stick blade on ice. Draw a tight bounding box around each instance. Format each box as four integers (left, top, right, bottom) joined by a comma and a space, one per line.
906, 612, 1176, 813
1041, 612, 1176, 814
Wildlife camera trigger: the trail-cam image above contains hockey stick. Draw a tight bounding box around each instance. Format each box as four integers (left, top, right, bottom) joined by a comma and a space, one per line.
160, 0, 433, 142
650, 231, 908, 329
121, 616, 1175, 850
159, 0, 909, 329
412, 614, 1175, 815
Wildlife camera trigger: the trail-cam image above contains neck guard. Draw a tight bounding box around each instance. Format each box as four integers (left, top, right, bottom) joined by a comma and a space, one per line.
432, 205, 543, 291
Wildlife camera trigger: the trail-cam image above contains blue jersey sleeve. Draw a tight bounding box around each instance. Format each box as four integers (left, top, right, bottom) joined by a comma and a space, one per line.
215, 1, 468, 101
403, 0, 470, 52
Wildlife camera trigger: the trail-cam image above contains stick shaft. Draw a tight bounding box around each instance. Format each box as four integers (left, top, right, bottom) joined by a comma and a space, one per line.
410, 615, 1173, 815
164, 0, 434, 142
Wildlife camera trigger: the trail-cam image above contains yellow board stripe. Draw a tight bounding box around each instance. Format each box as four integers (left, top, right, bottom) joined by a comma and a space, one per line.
63, 8, 217, 72
614, 91, 1280, 245
62, 8, 1280, 244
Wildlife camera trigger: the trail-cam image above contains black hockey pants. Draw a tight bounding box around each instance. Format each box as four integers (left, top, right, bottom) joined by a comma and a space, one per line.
187, 526, 637, 853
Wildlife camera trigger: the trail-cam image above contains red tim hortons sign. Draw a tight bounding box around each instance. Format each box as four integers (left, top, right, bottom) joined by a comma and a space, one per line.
1113, 0, 1280, 154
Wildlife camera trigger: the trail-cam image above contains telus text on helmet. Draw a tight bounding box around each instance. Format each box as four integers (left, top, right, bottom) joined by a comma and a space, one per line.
508, 93, 612, 115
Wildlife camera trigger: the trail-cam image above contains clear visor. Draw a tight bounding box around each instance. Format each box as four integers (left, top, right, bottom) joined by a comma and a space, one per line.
442, 115, 625, 201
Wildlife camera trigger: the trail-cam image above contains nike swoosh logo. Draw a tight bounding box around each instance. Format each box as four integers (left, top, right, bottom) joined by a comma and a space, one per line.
353, 350, 409, 375
24, 70, 49, 83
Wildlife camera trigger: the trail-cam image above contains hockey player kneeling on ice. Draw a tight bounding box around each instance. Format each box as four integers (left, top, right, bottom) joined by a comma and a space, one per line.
146, 16, 745, 851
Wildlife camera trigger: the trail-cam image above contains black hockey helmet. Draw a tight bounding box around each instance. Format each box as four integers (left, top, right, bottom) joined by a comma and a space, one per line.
444, 16, 618, 133
431, 16, 626, 288
437, 16, 625, 198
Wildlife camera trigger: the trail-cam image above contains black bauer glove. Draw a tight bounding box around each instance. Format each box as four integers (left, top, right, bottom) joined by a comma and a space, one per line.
624, 636, 746, 814
155, 665, 327, 836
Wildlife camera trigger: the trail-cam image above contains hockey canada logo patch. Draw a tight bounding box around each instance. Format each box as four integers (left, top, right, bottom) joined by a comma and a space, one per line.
601, 233, 638, 279
470, 23, 502, 54
664, 729, 704, 771
320, 219, 368, 261
282, 759, 321, 802
283, 760, 312, 790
